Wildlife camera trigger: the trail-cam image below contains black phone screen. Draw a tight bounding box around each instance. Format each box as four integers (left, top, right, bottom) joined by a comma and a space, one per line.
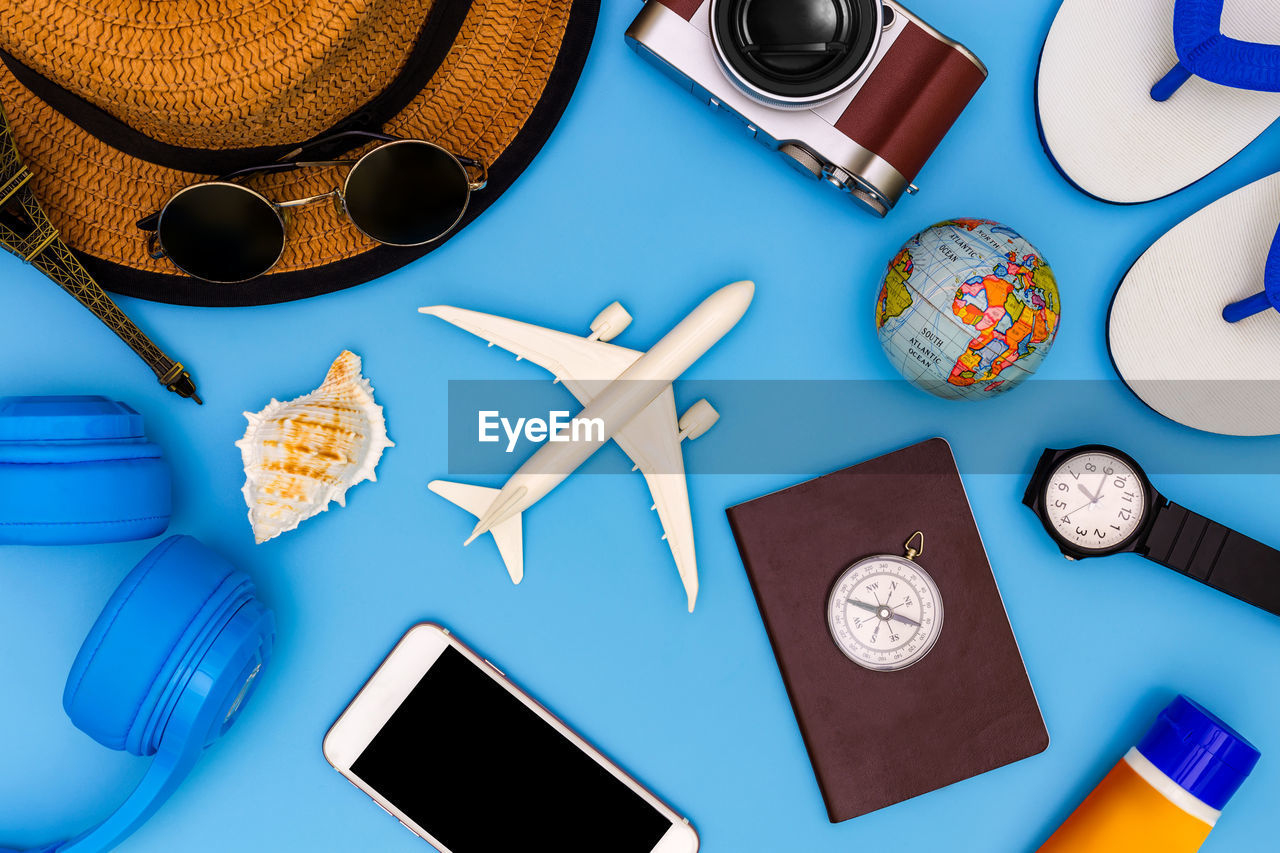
350, 645, 674, 852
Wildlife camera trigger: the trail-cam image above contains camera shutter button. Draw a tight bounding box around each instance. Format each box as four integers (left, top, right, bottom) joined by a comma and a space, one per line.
825, 165, 853, 190
778, 143, 823, 179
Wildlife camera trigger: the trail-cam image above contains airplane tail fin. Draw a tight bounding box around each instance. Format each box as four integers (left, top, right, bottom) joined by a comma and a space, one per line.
428, 481, 524, 584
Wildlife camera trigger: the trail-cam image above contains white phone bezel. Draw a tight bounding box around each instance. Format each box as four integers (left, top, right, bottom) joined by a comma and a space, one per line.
323, 623, 699, 853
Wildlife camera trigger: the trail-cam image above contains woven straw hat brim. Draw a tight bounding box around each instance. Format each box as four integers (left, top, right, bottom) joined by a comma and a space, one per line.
0, 0, 597, 307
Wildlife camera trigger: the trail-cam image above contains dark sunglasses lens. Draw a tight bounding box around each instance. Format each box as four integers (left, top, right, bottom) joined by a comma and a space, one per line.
157, 184, 284, 283
345, 142, 468, 246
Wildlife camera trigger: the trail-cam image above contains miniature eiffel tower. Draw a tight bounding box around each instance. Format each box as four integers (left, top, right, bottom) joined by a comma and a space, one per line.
0, 102, 200, 403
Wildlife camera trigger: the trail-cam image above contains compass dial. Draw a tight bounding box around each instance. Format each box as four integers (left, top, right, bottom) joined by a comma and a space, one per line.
827, 555, 943, 672
1044, 450, 1147, 552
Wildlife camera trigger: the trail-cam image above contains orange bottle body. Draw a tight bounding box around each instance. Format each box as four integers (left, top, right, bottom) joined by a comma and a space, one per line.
1039, 697, 1258, 853
1039, 752, 1213, 853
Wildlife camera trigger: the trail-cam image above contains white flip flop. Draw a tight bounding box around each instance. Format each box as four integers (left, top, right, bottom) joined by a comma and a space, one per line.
1037, 0, 1280, 203
1109, 171, 1280, 435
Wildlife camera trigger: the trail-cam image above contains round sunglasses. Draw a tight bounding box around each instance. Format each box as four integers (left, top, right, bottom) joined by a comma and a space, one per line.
137, 130, 486, 283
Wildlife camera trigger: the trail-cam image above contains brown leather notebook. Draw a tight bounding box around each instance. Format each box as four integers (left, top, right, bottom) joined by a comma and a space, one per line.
726, 438, 1048, 822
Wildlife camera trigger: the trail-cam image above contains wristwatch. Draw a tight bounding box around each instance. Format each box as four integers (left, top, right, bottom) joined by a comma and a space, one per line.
1024, 444, 1280, 618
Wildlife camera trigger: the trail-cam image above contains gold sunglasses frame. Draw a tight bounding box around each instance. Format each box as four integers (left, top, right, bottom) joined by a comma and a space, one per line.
146, 139, 487, 283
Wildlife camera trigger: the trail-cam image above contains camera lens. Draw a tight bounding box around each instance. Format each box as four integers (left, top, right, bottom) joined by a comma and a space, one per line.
713, 0, 882, 104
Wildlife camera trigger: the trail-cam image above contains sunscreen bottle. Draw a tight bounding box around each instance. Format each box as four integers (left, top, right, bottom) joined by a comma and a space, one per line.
1039, 695, 1259, 853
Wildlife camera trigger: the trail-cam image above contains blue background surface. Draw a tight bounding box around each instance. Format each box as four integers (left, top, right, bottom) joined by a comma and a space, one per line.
3, 1, 1280, 850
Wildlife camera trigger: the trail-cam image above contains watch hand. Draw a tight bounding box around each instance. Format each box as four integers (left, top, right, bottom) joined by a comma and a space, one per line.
1094, 473, 1108, 500
890, 612, 921, 628
1077, 483, 1099, 502
1062, 499, 1094, 522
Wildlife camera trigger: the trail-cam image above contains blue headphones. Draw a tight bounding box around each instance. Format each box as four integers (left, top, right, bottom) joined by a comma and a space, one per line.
1, 398, 275, 853
0, 397, 171, 545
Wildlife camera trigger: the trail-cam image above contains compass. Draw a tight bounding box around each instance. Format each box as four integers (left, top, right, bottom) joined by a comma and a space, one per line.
826, 532, 943, 672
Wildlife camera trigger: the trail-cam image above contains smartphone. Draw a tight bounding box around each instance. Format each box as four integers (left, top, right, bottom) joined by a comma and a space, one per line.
323, 623, 700, 853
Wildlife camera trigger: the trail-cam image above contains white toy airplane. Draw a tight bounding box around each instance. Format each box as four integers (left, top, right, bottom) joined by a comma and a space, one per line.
420, 280, 754, 611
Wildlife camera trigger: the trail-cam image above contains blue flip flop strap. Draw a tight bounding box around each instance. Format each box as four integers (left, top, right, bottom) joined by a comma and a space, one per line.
1152, 0, 1280, 100
1223, 223, 1280, 322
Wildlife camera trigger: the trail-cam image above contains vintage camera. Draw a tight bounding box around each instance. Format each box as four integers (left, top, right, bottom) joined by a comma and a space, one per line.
626, 0, 987, 216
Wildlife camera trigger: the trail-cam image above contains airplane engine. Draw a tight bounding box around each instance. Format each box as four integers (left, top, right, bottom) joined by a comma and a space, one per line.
588, 302, 632, 342
678, 399, 719, 441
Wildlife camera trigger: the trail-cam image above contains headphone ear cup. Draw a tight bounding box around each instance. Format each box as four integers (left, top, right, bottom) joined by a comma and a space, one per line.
63, 535, 256, 756
0, 396, 170, 545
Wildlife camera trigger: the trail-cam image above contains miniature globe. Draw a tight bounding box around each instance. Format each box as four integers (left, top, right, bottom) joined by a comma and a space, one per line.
875, 218, 1060, 400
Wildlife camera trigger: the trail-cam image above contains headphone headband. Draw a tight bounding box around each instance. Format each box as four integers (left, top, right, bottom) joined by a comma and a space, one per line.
4, 537, 274, 853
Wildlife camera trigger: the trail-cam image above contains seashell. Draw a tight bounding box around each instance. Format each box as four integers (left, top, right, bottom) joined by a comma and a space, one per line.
235, 350, 393, 543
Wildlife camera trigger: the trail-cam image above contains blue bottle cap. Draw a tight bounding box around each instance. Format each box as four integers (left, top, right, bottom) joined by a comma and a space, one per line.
1136, 695, 1261, 811
0, 396, 145, 442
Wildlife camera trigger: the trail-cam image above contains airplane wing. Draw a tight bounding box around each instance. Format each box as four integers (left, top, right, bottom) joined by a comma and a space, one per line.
610, 386, 699, 612
419, 305, 642, 405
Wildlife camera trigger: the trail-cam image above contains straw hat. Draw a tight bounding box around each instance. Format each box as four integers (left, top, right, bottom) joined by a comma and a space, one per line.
0, 0, 597, 306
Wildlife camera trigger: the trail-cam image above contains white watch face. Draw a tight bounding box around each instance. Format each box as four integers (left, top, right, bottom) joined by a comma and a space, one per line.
827, 555, 943, 672
1044, 451, 1147, 551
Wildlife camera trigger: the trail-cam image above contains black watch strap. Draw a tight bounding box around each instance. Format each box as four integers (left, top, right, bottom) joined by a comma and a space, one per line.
1143, 502, 1280, 617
